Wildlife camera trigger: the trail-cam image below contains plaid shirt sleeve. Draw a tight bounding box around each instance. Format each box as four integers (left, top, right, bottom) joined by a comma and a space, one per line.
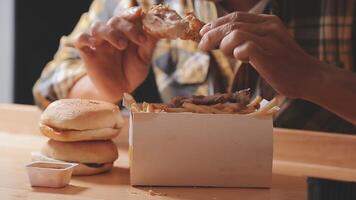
32, 0, 120, 109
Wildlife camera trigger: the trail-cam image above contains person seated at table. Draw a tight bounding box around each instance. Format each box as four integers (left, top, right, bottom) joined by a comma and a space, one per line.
33, 0, 356, 133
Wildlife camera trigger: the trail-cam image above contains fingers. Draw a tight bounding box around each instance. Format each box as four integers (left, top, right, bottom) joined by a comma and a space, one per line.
91, 40, 115, 54
73, 6, 155, 63
117, 6, 143, 21
107, 17, 146, 45
198, 22, 267, 51
198, 13, 285, 62
86, 6, 145, 50
218, 30, 269, 57
91, 21, 128, 49
136, 34, 157, 64
200, 12, 266, 35
73, 33, 95, 57
105, 6, 146, 45
74, 33, 93, 49
233, 41, 266, 63
73, 32, 115, 60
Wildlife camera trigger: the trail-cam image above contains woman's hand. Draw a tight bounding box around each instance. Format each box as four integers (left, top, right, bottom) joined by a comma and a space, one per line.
198, 12, 324, 99
72, 7, 157, 102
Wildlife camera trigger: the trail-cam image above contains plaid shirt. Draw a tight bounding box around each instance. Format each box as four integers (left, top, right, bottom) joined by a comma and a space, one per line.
33, 0, 356, 134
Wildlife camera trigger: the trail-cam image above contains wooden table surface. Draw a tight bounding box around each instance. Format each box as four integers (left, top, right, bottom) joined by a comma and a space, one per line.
0, 103, 354, 200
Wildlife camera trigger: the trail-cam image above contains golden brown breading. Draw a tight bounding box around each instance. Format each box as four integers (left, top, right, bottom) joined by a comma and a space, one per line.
142, 4, 205, 42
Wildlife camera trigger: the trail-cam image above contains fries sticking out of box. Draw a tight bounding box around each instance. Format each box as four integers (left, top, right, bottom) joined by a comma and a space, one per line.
128, 89, 275, 187
123, 89, 279, 116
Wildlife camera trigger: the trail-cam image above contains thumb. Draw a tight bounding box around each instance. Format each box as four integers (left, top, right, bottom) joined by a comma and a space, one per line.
118, 6, 143, 22
233, 41, 266, 64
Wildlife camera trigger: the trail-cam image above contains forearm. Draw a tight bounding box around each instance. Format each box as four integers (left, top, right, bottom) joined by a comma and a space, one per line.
67, 75, 122, 103
302, 63, 356, 124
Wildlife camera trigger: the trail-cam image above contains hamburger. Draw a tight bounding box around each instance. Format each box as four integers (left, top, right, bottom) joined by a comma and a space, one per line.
39, 99, 123, 142
32, 139, 118, 175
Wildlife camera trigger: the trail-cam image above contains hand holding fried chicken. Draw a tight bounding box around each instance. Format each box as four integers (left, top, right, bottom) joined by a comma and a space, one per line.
70, 7, 157, 102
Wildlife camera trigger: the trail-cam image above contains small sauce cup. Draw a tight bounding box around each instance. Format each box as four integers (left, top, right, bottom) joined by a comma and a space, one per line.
26, 161, 77, 188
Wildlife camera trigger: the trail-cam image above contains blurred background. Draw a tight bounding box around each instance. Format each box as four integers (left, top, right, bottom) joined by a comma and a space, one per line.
0, 0, 91, 105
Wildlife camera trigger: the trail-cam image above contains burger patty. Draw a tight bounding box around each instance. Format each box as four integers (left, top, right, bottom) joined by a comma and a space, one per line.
32, 152, 111, 169
169, 88, 252, 107
84, 163, 106, 168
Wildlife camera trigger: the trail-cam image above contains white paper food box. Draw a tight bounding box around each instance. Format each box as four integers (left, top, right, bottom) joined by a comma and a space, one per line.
129, 112, 273, 187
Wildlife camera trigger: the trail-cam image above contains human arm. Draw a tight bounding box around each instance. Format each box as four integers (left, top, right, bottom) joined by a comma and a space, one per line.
69, 6, 157, 102
33, 0, 157, 109
198, 12, 356, 124
33, 0, 117, 108
304, 64, 356, 124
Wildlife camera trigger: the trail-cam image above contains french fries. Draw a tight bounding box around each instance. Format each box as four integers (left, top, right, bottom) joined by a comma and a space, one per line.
142, 102, 149, 112
122, 92, 279, 116
146, 103, 155, 112
248, 98, 278, 117
130, 103, 141, 112
164, 108, 190, 113
183, 103, 226, 114
123, 93, 136, 109
266, 106, 280, 115
247, 96, 262, 108
122, 93, 141, 112
151, 103, 168, 110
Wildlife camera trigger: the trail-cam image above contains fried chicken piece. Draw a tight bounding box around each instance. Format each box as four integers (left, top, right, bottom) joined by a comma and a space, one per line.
142, 4, 205, 42
169, 96, 191, 107
180, 12, 205, 42
191, 93, 232, 105
169, 89, 252, 108
231, 89, 251, 105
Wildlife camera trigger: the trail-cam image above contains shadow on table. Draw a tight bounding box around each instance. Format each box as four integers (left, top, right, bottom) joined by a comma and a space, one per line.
73, 166, 130, 185
31, 184, 88, 195
133, 186, 271, 200
130, 174, 307, 200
